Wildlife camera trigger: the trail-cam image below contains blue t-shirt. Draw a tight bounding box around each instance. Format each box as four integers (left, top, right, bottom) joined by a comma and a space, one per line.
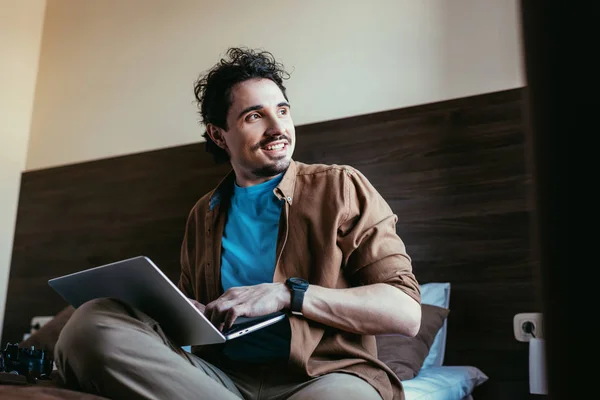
220, 173, 291, 362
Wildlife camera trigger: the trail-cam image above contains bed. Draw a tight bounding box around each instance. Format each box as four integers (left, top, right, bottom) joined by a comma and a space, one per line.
1, 282, 487, 400
399, 283, 488, 400
2, 88, 532, 399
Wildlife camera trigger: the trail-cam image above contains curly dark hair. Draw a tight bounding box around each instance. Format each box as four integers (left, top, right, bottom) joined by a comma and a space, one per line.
193, 47, 291, 163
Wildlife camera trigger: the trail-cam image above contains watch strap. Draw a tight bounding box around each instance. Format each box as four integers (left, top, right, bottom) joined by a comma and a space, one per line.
290, 288, 305, 315
286, 278, 308, 316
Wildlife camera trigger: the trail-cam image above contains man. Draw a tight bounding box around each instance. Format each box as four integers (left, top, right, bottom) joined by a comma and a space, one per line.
55, 47, 421, 400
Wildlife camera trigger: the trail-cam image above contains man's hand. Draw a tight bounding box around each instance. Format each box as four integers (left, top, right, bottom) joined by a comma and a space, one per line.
188, 298, 206, 314
204, 283, 291, 331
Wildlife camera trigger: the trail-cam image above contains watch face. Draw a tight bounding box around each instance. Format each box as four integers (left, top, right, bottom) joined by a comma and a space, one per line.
288, 277, 308, 288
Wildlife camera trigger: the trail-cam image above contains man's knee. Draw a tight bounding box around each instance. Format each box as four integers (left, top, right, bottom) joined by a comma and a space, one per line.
55, 298, 129, 370
293, 373, 382, 400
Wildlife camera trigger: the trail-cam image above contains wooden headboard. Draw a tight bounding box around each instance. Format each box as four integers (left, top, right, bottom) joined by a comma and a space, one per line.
2, 87, 535, 400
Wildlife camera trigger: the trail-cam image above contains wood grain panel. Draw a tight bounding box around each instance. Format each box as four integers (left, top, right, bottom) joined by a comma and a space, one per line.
3, 144, 231, 344
2, 88, 534, 400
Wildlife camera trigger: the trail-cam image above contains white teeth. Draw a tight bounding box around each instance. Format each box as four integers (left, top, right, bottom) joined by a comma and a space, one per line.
265, 143, 284, 150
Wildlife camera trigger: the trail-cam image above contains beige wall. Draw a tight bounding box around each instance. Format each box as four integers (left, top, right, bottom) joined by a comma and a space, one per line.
26, 0, 523, 171
0, 0, 47, 343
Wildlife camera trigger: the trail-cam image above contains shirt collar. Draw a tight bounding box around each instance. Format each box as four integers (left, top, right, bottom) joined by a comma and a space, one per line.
209, 159, 297, 209
274, 159, 297, 205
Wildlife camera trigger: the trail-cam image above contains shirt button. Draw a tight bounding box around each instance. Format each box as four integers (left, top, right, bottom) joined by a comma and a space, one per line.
287, 197, 292, 201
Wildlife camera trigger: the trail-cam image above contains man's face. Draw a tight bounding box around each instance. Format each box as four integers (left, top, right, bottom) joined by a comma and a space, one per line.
210, 78, 295, 187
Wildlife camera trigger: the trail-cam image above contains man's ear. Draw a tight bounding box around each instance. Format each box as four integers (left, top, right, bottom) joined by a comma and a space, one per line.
206, 124, 227, 150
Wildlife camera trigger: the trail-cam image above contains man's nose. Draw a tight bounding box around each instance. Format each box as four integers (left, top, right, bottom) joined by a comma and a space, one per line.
265, 115, 287, 137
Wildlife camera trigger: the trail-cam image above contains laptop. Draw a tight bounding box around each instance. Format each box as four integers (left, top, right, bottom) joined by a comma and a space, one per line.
48, 256, 286, 346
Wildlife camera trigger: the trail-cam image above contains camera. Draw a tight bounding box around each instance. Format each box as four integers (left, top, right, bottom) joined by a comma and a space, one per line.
0, 343, 53, 380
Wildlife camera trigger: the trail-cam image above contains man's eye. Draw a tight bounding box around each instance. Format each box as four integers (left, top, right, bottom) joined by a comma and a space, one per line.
279, 108, 288, 115
246, 113, 260, 121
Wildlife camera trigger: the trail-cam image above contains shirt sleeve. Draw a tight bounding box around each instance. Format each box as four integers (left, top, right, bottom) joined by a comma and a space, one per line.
338, 167, 421, 304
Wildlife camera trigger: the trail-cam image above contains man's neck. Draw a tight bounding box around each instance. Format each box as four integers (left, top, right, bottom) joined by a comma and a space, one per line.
235, 173, 282, 188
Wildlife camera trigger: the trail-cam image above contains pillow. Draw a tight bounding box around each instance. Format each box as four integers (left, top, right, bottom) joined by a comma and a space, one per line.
420, 282, 451, 368
420, 283, 451, 308
376, 304, 450, 380
20, 306, 75, 353
401, 366, 488, 400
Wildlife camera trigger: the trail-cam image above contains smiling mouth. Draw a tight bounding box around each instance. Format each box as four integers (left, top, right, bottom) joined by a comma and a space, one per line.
263, 142, 286, 151
259, 139, 290, 153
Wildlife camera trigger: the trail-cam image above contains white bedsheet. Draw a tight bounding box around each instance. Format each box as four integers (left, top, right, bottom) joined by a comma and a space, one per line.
402, 366, 488, 400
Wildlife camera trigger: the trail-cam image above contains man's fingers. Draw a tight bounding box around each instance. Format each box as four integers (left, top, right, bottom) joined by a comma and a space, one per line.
204, 301, 217, 325
206, 299, 247, 331
223, 307, 242, 330
205, 306, 219, 328
206, 300, 228, 330
190, 299, 206, 314
203, 287, 258, 330
210, 313, 222, 330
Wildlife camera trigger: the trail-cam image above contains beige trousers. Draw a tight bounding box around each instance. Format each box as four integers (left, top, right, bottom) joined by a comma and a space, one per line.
54, 298, 382, 400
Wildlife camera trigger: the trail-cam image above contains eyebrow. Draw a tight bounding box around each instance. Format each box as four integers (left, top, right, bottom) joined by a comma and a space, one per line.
237, 102, 291, 119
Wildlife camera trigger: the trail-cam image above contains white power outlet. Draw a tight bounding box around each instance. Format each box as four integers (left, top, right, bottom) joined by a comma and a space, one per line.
513, 312, 543, 342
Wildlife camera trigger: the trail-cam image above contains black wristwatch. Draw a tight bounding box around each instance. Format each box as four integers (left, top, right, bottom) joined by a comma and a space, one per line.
286, 277, 309, 316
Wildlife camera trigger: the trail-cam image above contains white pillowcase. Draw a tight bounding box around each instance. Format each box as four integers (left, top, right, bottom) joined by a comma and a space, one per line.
402, 365, 488, 400
419, 283, 451, 368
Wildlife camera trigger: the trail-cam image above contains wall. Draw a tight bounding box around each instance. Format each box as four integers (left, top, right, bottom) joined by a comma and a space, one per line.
26, 0, 523, 171
0, 0, 47, 343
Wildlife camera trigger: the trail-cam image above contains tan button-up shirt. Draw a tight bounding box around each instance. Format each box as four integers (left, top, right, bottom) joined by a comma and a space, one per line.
178, 160, 420, 400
